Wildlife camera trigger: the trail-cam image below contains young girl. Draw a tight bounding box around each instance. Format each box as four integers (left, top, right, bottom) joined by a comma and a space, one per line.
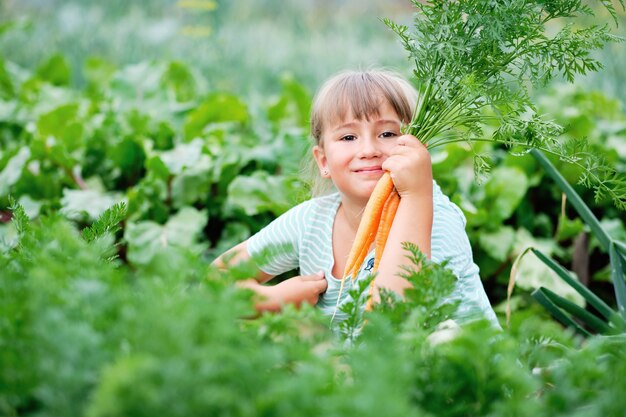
214, 69, 498, 325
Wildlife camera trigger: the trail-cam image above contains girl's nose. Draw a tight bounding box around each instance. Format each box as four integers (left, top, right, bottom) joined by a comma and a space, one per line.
358, 136, 382, 158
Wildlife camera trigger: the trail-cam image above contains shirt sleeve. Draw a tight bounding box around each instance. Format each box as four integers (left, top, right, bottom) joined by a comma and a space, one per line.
432, 190, 500, 327
246, 202, 308, 276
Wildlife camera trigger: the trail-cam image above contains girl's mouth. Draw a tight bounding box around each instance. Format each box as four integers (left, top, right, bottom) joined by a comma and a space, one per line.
355, 166, 383, 174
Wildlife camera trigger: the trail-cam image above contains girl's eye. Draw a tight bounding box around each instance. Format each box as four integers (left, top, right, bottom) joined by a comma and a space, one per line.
380, 131, 398, 138
340, 135, 356, 141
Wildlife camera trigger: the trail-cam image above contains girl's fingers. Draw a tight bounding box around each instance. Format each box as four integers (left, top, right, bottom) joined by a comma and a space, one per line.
396, 134, 423, 148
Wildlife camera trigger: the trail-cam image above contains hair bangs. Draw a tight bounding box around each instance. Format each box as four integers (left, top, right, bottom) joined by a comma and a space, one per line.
311, 70, 417, 144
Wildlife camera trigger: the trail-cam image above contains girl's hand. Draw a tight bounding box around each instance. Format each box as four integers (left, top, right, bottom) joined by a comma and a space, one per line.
381, 135, 432, 199
251, 271, 327, 311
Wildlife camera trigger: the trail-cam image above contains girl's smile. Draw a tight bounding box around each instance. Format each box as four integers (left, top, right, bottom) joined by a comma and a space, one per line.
312, 98, 403, 202
353, 166, 384, 175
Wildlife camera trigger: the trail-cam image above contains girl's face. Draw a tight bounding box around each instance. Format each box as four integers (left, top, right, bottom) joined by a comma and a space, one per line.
313, 98, 402, 203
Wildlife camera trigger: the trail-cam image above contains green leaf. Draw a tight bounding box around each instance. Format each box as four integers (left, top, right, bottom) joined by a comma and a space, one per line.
267, 75, 311, 128
536, 286, 611, 334
531, 288, 592, 337
531, 149, 612, 250
532, 248, 616, 322
225, 171, 296, 217
483, 166, 529, 222
60, 189, 125, 222
184, 93, 248, 139
555, 215, 586, 242
36, 103, 84, 152
0, 221, 18, 252
145, 156, 170, 181
170, 159, 212, 209
161, 61, 197, 102
478, 225, 516, 262
35, 54, 71, 86
0, 147, 31, 197
109, 136, 146, 180
512, 229, 584, 305
82, 202, 128, 243
0, 58, 15, 98
609, 242, 626, 320
158, 139, 209, 175
124, 207, 207, 265
83, 57, 116, 93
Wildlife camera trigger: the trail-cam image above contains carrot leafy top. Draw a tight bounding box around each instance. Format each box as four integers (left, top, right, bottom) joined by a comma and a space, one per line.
385, 0, 625, 209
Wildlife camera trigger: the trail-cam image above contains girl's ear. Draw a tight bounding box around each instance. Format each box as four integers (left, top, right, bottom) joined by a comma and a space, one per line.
312, 145, 330, 178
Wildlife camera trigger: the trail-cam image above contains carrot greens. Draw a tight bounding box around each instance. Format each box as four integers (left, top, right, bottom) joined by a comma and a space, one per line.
385, 0, 625, 209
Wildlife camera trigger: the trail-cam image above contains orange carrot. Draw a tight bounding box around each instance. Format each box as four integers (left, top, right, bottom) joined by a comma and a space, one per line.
373, 190, 400, 271
342, 172, 394, 279
365, 189, 400, 311
331, 172, 396, 321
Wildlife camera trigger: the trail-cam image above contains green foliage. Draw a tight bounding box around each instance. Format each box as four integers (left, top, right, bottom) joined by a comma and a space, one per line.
3, 210, 626, 417
428, 83, 626, 313
516, 150, 626, 335
1, 2, 626, 415
0, 56, 309, 264
386, 0, 626, 209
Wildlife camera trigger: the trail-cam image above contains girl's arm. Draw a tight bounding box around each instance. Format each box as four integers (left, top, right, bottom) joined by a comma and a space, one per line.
212, 241, 328, 312
376, 135, 433, 300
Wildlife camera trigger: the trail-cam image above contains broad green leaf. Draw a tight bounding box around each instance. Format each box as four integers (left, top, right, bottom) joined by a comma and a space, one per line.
36, 103, 84, 152
483, 166, 529, 222
109, 137, 146, 179
161, 61, 197, 102
184, 93, 248, 139
555, 216, 586, 242
165, 207, 208, 246
110, 61, 163, 100
60, 189, 125, 222
225, 171, 296, 217
35, 54, 71, 86
478, 225, 516, 262
158, 139, 210, 175
0, 147, 30, 196
0, 222, 18, 252
124, 206, 207, 265
170, 157, 212, 208
512, 228, 584, 305
145, 156, 170, 180
83, 57, 116, 90
0, 58, 15, 98
267, 76, 311, 128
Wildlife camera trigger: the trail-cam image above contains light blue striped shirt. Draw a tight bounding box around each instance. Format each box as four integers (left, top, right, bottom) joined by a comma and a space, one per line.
247, 181, 498, 326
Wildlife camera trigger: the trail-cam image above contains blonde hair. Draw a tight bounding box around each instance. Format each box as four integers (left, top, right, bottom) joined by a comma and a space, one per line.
304, 69, 418, 196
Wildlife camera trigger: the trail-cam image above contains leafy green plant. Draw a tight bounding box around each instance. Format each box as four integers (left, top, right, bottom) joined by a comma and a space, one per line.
385, 0, 626, 209
512, 149, 626, 336
0, 55, 311, 265
3, 200, 626, 417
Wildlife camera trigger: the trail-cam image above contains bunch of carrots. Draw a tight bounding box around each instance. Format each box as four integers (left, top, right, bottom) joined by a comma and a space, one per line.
337, 172, 399, 312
